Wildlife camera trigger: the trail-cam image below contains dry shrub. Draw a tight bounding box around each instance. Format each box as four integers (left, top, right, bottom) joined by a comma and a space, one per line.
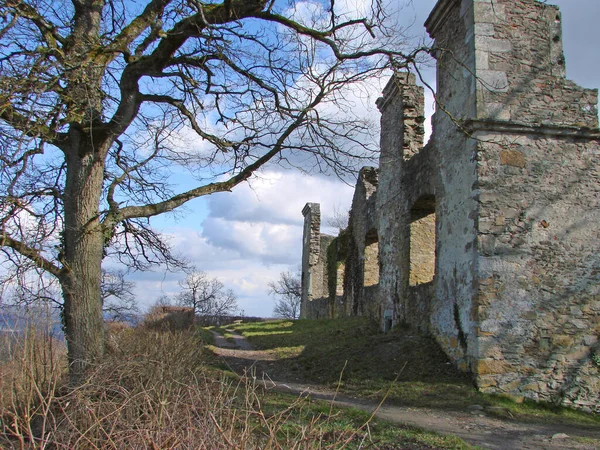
1, 327, 363, 449
143, 306, 195, 331
0, 327, 66, 447
104, 320, 130, 334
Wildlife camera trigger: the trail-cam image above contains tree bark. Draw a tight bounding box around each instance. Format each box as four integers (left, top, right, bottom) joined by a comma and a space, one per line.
60, 143, 106, 383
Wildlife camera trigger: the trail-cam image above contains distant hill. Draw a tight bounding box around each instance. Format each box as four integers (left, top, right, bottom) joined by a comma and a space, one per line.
0, 305, 63, 337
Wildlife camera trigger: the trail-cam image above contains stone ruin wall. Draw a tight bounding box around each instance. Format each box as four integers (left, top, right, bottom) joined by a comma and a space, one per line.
300, 203, 333, 319
474, 131, 600, 410
301, 0, 600, 412
341, 167, 380, 318
300, 168, 381, 320
433, 0, 600, 412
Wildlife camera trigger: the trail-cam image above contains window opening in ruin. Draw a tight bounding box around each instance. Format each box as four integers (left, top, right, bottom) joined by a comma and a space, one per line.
336, 263, 345, 297
409, 195, 436, 286
383, 309, 394, 333
363, 229, 380, 287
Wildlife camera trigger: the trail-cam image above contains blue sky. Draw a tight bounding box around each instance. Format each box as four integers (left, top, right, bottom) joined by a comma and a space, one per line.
127, 0, 600, 317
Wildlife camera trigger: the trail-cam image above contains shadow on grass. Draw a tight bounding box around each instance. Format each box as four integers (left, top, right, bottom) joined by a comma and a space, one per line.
221, 318, 600, 428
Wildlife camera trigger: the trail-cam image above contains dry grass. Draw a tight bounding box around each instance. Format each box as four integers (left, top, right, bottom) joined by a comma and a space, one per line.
0, 327, 66, 448
142, 305, 195, 331
0, 324, 397, 449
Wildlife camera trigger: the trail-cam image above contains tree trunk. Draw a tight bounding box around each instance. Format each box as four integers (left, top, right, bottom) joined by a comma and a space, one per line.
58, 0, 108, 382
60, 145, 106, 383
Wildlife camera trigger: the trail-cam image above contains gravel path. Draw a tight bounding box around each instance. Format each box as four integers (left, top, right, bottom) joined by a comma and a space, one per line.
209, 330, 600, 450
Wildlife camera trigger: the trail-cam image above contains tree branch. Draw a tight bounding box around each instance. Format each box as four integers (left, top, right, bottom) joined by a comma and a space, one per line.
107, 0, 170, 56
0, 234, 62, 277
102, 0, 270, 146
9, 0, 66, 49
0, 103, 60, 146
106, 85, 325, 225
139, 93, 236, 151
251, 11, 418, 62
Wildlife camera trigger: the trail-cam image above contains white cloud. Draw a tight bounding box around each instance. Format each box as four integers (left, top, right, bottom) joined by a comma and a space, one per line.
201, 218, 301, 265
200, 171, 355, 268
206, 171, 354, 227
129, 170, 354, 316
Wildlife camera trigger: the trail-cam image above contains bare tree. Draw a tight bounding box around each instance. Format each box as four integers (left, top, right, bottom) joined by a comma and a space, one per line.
269, 270, 302, 320
101, 269, 138, 322
0, 266, 61, 308
0, 0, 425, 380
154, 294, 174, 307
325, 204, 350, 232
177, 269, 237, 322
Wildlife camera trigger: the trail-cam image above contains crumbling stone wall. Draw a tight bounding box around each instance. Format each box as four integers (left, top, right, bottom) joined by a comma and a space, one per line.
426, 0, 600, 411
424, 0, 484, 374
376, 74, 429, 331
474, 131, 600, 409
301, 0, 600, 412
300, 203, 333, 319
409, 215, 436, 286
326, 233, 348, 317
342, 167, 380, 318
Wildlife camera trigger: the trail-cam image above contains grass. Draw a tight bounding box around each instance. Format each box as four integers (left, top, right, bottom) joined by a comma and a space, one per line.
220, 317, 600, 428
260, 391, 476, 450
0, 320, 475, 449
5, 314, 595, 449
207, 325, 238, 343
197, 326, 216, 345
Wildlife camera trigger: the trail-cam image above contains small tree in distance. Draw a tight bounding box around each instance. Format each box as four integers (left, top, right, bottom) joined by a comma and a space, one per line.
177, 269, 238, 324
325, 205, 350, 232
269, 270, 302, 320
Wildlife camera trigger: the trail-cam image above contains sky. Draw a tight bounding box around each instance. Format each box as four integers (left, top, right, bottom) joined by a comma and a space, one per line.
126, 0, 600, 318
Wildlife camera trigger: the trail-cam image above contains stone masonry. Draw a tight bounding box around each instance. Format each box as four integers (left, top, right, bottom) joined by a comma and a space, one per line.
301, 203, 333, 319
301, 0, 600, 412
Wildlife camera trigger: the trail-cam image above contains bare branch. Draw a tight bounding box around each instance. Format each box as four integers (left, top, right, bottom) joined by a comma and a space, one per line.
269, 269, 301, 319
0, 234, 62, 277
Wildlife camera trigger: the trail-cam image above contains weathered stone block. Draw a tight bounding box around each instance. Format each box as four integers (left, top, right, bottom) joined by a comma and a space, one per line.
478, 235, 496, 255
476, 359, 511, 375
475, 36, 512, 53
477, 375, 498, 390
552, 335, 574, 348
475, 50, 490, 70
475, 23, 495, 37
478, 70, 510, 92
473, 2, 507, 22
499, 150, 526, 168
483, 102, 510, 120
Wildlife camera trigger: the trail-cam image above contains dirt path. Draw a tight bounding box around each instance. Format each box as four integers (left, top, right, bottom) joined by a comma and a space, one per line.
209, 330, 600, 450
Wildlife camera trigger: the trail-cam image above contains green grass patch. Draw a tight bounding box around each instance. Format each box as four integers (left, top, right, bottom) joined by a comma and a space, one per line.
196, 327, 216, 345
225, 318, 600, 428
259, 391, 477, 449
206, 325, 237, 342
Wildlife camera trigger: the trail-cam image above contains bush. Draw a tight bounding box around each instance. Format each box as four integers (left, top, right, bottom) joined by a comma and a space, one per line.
142, 305, 195, 331
1, 326, 364, 449
0, 326, 66, 447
